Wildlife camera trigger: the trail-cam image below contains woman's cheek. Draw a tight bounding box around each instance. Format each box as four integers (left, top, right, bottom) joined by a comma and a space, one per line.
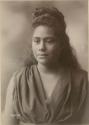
49, 45, 58, 54
32, 46, 36, 58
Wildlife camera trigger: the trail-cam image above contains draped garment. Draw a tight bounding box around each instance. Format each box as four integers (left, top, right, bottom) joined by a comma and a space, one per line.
12, 65, 88, 124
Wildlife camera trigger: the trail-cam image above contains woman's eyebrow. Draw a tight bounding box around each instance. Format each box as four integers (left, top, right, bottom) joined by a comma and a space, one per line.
44, 37, 56, 40
32, 36, 56, 41
44, 37, 55, 39
33, 36, 55, 39
33, 37, 40, 39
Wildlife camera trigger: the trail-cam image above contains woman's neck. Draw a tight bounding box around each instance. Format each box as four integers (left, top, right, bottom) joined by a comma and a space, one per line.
37, 63, 61, 74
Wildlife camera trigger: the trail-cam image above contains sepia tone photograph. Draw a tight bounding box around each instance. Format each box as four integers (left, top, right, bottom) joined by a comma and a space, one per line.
1, 1, 89, 125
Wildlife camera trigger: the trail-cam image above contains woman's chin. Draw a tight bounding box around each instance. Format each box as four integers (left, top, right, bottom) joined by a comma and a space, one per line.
37, 59, 50, 65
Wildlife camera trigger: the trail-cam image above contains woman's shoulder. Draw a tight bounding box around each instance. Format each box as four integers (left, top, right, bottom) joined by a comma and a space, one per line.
8, 65, 35, 90
69, 69, 88, 114
70, 68, 88, 92
71, 68, 88, 81
7, 65, 35, 93
13, 64, 35, 79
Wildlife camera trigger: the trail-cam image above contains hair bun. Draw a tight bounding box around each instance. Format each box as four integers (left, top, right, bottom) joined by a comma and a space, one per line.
32, 7, 66, 32
32, 7, 64, 21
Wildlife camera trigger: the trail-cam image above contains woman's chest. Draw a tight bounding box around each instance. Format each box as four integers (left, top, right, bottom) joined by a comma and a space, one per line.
20, 122, 59, 125
39, 73, 61, 98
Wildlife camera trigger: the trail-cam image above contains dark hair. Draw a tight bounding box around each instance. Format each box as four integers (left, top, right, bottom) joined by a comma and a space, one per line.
26, 7, 80, 69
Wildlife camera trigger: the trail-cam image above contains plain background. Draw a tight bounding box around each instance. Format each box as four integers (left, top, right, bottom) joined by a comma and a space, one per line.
1, 0, 89, 124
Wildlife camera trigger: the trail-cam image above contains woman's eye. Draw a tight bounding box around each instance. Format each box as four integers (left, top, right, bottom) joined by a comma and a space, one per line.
46, 39, 54, 43
33, 39, 40, 43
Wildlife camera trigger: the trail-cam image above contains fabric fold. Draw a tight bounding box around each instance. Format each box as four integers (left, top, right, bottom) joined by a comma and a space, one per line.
13, 65, 88, 124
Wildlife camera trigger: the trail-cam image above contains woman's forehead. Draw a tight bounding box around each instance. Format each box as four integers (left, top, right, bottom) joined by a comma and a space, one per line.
32, 25, 56, 37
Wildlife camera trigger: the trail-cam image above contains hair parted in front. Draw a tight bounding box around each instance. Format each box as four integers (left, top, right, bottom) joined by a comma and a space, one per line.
26, 7, 80, 69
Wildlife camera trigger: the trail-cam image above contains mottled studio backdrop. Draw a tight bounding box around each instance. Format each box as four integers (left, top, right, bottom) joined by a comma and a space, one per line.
1, 0, 88, 122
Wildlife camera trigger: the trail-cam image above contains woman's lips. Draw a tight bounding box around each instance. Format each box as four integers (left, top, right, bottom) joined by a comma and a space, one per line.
37, 53, 48, 57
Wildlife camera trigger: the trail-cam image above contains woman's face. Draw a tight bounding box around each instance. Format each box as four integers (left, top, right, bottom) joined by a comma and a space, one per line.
32, 25, 61, 66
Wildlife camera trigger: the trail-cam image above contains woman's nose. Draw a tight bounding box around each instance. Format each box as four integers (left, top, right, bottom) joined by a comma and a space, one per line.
39, 40, 46, 51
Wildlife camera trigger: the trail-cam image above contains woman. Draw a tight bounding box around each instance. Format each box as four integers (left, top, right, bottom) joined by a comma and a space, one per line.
3, 7, 88, 125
